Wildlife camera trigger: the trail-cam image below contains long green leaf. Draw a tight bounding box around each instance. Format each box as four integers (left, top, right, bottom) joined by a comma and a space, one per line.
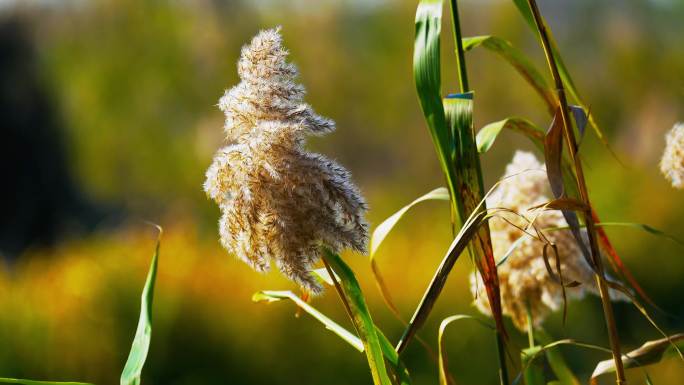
522, 350, 545, 385
370, 187, 449, 258
444, 94, 506, 340
476, 117, 545, 153
591, 334, 684, 382
515, 340, 612, 385
462, 36, 556, 113
595, 222, 684, 247
545, 222, 684, 247
376, 330, 412, 385
252, 290, 364, 352
0, 380, 93, 385
395, 207, 488, 353
369, 187, 449, 316
438, 315, 493, 385
254, 289, 411, 384
120, 227, 161, 385
414, 0, 453, 186
535, 329, 581, 385
322, 250, 392, 385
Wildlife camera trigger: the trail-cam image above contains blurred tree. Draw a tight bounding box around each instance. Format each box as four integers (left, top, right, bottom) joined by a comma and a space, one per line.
0, 14, 113, 259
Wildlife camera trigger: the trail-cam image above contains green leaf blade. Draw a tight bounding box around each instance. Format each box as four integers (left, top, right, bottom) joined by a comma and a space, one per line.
462, 35, 556, 113
120, 228, 161, 385
252, 290, 364, 352
438, 315, 493, 385
476, 117, 545, 153
370, 187, 449, 258
535, 329, 581, 385
322, 250, 393, 385
414, 0, 458, 205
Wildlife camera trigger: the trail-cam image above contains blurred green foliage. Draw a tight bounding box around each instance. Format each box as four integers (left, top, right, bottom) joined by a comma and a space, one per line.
2, 0, 684, 384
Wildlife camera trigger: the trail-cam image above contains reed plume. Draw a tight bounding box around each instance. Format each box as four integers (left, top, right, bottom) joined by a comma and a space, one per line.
204, 27, 368, 294
660, 122, 684, 190
470, 151, 611, 330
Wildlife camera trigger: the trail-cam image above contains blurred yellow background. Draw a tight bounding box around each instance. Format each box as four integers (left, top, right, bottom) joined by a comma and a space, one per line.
1, 0, 684, 384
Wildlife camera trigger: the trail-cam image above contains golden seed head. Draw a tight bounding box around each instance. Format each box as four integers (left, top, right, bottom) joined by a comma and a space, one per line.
660, 122, 684, 189
470, 151, 598, 330
204, 28, 368, 294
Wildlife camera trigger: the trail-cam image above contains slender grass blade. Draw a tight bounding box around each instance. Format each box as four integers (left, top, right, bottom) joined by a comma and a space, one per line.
438, 315, 493, 385
476, 117, 544, 153
322, 250, 393, 385
120, 227, 161, 385
444, 94, 506, 340
252, 290, 364, 352
535, 329, 581, 385
462, 36, 556, 113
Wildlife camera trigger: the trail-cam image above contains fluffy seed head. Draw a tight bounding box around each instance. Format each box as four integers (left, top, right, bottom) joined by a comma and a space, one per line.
660, 122, 684, 189
470, 151, 599, 330
218, 27, 334, 141
205, 28, 368, 294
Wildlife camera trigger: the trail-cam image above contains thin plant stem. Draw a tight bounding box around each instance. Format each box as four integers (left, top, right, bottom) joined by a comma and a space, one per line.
495, 332, 509, 385
526, 303, 535, 348
524, 1, 626, 383
449, 0, 469, 92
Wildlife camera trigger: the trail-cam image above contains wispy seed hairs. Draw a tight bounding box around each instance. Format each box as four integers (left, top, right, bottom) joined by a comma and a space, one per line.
204, 27, 368, 294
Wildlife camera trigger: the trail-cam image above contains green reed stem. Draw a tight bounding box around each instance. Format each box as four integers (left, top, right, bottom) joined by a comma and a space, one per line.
449, 0, 469, 92
526, 303, 535, 348
524, 1, 626, 383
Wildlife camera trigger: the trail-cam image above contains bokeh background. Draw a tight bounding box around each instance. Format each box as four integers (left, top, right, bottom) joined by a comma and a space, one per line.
1, 0, 684, 384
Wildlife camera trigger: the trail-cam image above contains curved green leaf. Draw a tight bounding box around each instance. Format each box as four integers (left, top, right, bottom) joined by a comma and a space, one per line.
322, 250, 392, 385
515, 340, 612, 385
396, 207, 489, 353
120, 227, 161, 385
443, 94, 506, 342
543, 222, 684, 247
376, 329, 412, 385
254, 289, 411, 384
252, 290, 364, 352
414, 0, 452, 180
462, 35, 556, 113
371, 187, 449, 258
596, 222, 684, 247
369, 187, 449, 320
591, 334, 684, 382
476, 117, 544, 153
535, 329, 581, 385
438, 315, 493, 385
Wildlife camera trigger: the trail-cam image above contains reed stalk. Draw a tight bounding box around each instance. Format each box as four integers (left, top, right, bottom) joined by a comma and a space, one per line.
524, 1, 626, 383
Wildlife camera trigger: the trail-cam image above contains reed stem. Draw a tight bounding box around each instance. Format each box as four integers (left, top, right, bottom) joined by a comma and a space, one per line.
449, 0, 469, 92
526, 303, 535, 349
524, 1, 626, 383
